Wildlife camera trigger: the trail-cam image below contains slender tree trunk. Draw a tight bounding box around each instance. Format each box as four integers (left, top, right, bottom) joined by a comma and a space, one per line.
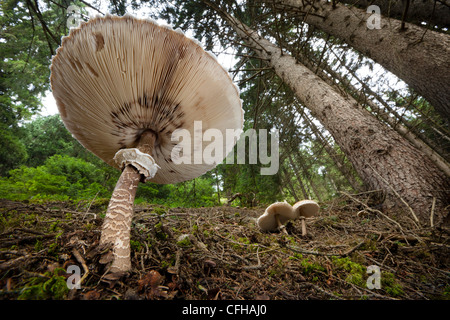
294, 150, 324, 202
268, 0, 450, 121
203, 1, 449, 224
282, 167, 300, 201
301, 109, 363, 191
288, 154, 310, 199
340, 0, 450, 28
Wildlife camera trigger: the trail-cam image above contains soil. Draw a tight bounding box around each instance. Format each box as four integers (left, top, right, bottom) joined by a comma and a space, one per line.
0, 194, 449, 300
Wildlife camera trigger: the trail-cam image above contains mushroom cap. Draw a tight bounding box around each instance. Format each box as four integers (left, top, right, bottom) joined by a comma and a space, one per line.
50, 15, 243, 184
257, 202, 296, 231
293, 200, 320, 218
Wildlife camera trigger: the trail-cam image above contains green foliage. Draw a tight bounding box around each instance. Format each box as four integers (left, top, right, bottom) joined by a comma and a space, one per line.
18, 268, 69, 300
0, 127, 28, 175
0, 154, 114, 201
137, 175, 218, 207
20, 115, 77, 167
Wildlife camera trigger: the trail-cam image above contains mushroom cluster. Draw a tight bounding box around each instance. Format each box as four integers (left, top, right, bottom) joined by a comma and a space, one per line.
257, 200, 319, 236
50, 15, 243, 274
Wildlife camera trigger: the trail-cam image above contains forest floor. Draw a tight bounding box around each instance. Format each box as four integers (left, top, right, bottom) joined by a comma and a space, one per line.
0, 194, 449, 300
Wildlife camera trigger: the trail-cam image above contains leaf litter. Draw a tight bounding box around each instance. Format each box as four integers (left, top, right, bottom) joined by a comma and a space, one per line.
0, 194, 449, 300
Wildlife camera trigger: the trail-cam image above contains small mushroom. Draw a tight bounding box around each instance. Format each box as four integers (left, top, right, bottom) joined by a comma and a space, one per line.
257, 202, 296, 234
293, 200, 320, 236
50, 15, 243, 273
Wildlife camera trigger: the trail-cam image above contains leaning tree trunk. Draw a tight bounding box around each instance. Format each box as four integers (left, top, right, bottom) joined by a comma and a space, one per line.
339, 0, 450, 28
203, 0, 449, 225
278, 37, 450, 177
266, 0, 450, 121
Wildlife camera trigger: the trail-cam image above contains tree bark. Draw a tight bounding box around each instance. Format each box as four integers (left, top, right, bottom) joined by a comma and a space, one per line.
284, 42, 450, 178
339, 0, 450, 28
269, 0, 450, 121
203, 1, 449, 224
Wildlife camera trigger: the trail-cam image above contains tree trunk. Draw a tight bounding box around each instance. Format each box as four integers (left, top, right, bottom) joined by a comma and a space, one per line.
282, 167, 301, 201
294, 149, 324, 202
269, 0, 450, 121
203, 1, 449, 224
288, 154, 310, 199
278, 33, 450, 178
339, 0, 450, 28
300, 109, 363, 191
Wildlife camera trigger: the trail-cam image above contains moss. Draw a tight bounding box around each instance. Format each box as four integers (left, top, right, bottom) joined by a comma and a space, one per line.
203, 230, 211, 238
289, 253, 303, 260
18, 268, 69, 300
238, 237, 250, 245
34, 239, 43, 252
333, 257, 365, 273
84, 222, 95, 231
176, 236, 192, 247
130, 240, 143, 252
301, 258, 325, 275
49, 221, 61, 232
154, 221, 168, 240
152, 206, 167, 216
48, 242, 60, 257
361, 240, 377, 251
442, 286, 450, 299
381, 272, 404, 297
332, 257, 366, 287
345, 272, 365, 287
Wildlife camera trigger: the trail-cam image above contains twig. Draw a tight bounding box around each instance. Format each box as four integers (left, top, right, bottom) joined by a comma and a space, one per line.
82, 191, 99, 221
72, 248, 89, 287
340, 191, 404, 231
430, 197, 436, 228
243, 246, 264, 270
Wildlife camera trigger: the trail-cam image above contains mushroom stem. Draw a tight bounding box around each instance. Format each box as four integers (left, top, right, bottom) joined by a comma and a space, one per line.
275, 214, 281, 228
99, 131, 156, 273
300, 217, 307, 237
275, 214, 289, 235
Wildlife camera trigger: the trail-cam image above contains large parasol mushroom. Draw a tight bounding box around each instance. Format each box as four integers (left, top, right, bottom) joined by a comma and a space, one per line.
50, 15, 243, 274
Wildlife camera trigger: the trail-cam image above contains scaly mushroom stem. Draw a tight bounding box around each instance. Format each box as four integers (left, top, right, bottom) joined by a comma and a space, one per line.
100, 131, 156, 273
